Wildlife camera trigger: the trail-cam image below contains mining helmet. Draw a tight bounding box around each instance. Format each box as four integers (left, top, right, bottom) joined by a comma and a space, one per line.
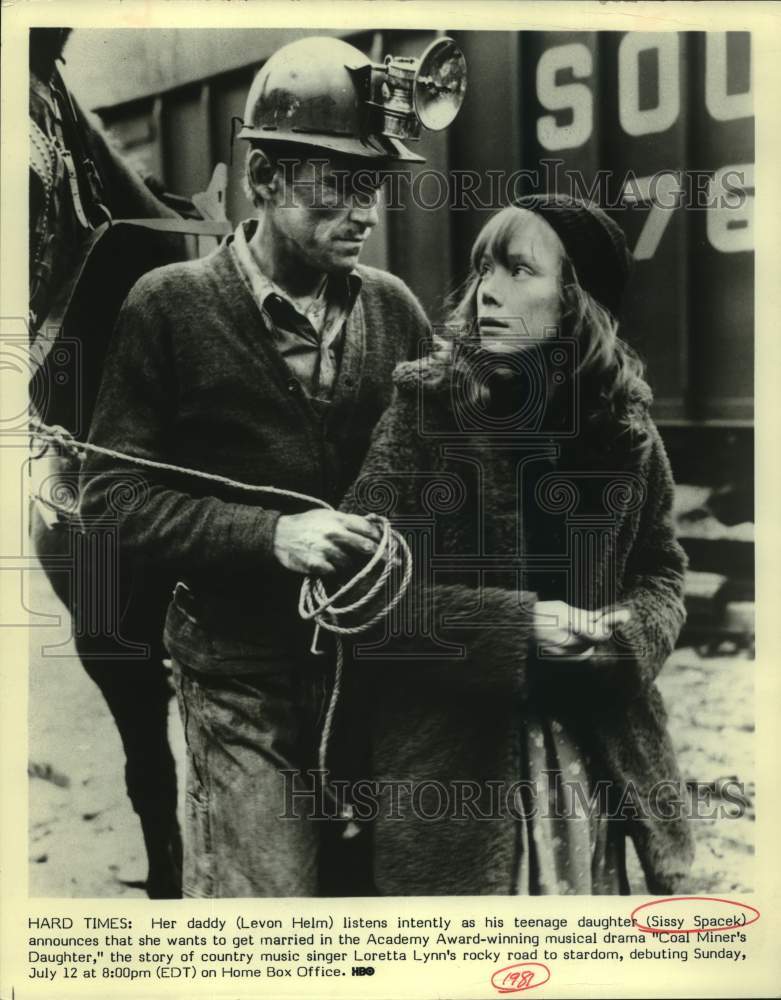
237, 35, 466, 162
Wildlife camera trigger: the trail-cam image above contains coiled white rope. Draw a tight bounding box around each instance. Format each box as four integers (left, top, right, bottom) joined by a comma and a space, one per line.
28, 416, 412, 783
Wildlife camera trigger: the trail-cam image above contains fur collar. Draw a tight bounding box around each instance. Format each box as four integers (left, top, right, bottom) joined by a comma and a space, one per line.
393, 349, 454, 395
391, 341, 654, 471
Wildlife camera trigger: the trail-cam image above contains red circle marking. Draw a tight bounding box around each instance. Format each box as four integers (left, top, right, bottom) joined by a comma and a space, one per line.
630, 896, 760, 935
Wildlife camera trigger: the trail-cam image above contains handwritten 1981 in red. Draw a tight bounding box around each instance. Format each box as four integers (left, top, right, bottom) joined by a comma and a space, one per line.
490, 961, 551, 993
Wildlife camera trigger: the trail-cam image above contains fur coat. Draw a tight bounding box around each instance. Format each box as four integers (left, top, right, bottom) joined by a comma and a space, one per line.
338, 350, 694, 896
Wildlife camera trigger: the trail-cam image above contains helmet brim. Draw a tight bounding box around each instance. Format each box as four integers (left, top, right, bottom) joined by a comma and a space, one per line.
237, 128, 425, 164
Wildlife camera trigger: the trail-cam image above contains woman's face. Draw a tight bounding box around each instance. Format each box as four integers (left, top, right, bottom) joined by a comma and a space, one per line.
475, 209, 565, 353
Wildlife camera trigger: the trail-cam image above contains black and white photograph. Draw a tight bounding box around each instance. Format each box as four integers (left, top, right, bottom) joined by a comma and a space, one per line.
2, 3, 779, 997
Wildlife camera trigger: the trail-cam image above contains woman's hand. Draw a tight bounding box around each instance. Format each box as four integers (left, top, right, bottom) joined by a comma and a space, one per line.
532, 600, 631, 661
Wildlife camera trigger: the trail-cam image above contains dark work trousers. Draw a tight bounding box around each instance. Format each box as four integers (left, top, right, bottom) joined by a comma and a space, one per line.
163, 592, 374, 898
77, 643, 181, 896
34, 511, 181, 898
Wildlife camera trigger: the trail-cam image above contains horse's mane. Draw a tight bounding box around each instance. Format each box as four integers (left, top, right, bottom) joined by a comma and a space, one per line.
29, 28, 72, 80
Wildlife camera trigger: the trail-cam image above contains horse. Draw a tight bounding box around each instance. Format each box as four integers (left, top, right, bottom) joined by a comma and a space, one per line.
28, 28, 229, 898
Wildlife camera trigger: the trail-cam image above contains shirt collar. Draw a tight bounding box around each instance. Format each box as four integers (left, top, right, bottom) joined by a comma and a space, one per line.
231, 219, 361, 320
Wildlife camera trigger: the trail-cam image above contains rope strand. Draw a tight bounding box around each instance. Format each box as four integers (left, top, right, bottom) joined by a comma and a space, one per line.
29, 417, 333, 508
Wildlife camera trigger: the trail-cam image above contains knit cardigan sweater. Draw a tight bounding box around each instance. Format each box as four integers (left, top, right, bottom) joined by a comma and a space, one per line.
79, 238, 430, 651
339, 352, 694, 896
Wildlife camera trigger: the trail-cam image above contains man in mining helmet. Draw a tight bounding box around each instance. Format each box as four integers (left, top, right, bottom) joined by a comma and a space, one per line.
194, 37, 436, 897
235, 35, 427, 280
81, 33, 463, 898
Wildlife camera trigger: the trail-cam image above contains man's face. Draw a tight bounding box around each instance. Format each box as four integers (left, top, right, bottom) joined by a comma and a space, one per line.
266, 155, 385, 274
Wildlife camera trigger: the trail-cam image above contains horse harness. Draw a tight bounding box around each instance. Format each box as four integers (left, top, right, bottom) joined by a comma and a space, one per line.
29, 64, 110, 332
29, 63, 231, 334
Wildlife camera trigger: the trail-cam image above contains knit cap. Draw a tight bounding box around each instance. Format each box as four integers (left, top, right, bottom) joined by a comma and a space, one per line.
512, 194, 633, 319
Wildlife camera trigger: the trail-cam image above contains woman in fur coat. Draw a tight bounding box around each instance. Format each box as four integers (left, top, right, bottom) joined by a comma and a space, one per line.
338, 195, 694, 896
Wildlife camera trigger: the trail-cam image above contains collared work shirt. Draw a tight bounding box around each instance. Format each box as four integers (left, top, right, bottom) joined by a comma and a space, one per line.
230, 220, 360, 400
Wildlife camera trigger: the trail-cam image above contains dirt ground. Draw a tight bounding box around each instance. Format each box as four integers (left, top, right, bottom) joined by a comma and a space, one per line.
27, 565, 754, 898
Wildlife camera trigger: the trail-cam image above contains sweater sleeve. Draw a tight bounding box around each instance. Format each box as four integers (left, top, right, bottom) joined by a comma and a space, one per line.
585, 424, 687, 691
364, 265, 433, 364
78, 278, 281, 573
404, 287, 433, 363
341, 383, 537, 696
